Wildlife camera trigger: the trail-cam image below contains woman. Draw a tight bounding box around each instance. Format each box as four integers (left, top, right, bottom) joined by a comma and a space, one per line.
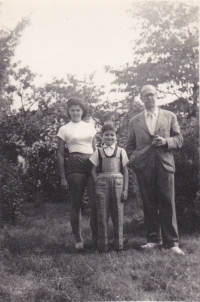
57, 98, 97, 250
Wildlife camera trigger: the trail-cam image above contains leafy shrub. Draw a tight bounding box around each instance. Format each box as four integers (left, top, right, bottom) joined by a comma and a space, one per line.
0, 156, 24, 223
174, 117, 200, 231
184, 189, 200, 232
23, 138, 69, 203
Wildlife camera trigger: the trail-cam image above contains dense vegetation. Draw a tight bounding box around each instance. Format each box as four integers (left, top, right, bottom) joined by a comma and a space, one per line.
0, 2, 199, 231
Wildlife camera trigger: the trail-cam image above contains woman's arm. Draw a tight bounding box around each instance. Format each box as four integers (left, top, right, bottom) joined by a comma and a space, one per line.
91, 164, 98, 184
121, 165, 129, 201
92, 137, 97, 152
57, 137, 68, 189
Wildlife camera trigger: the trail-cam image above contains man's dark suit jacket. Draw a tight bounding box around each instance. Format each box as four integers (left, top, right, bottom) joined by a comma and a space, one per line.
126, 109, 183, 173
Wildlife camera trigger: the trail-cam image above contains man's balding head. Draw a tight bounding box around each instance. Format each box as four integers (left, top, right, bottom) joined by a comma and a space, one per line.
141, 85, 157, 97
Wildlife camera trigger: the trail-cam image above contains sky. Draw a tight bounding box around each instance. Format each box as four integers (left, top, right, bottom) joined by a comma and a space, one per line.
0, 0, 194, 107
0, 0, 134, 87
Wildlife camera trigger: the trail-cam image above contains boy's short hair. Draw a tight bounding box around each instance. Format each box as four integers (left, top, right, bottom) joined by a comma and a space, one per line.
101, 122, 117, 136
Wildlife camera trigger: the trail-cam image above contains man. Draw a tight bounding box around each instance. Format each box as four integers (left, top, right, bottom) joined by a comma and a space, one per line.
126, 85, 184, 255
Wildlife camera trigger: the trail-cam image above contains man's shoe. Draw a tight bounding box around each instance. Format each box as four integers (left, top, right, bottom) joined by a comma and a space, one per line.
115, 248, 123, 253
170, 246, 185, 255
75, 241, 84, 250
141, 242, 162, 249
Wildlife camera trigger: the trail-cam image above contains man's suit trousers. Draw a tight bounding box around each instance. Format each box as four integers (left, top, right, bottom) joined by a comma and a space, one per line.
136, 148, 179, 248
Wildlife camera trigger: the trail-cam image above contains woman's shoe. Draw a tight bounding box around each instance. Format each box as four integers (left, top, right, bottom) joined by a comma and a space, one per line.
141, 242, 162, 249
75, 241, 84, 250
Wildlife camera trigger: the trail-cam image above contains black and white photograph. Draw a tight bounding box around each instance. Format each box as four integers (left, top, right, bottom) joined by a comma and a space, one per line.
0, 0, 199, 301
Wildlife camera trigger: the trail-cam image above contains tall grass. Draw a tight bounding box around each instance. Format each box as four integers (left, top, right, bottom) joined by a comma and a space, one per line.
0, 200, 199, 301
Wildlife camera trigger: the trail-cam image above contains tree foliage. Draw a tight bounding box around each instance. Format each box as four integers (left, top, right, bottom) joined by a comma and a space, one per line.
0, 18, 28, 87
107, 1, 199, 114
0, 17, 29, 119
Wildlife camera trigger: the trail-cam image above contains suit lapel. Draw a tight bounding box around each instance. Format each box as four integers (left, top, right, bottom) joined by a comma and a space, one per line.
138, 111, 151, 135
155, 109, 167, 133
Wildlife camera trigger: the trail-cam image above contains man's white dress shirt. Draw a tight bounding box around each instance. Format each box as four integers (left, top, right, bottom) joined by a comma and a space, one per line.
144, 107, 159, 135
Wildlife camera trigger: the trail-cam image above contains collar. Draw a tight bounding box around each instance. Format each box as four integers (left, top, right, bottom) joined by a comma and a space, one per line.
103, 143, 116, 149
144, 107, 159, 118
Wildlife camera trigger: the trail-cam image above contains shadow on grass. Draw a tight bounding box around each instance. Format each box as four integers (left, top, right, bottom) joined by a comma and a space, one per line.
0, 200, 147, 259
0, 224, 146, 260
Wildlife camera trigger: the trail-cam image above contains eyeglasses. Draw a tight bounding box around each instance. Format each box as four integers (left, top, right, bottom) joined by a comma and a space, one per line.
143, 93, 156, 98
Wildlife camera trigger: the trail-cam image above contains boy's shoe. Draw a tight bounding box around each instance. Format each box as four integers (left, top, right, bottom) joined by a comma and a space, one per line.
98, 249, 109, 254
110, 236, 129, 246
170, 246, 185, 255
97, 245, 109, 253
92, 239, 98, 251
141, 242, 162, 249
123, 236, 129, 245
75, 241, 84, 250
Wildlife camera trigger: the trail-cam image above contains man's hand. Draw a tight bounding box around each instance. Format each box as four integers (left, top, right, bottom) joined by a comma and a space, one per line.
128, 153, 135, 167
152, 135, 167, 147
61, 178, 68, 190
94, 177, 98, 184
129, 152, 135, 161
121, 190, 128, 202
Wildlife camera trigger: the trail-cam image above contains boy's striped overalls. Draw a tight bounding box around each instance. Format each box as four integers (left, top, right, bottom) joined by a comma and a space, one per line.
96, 145, 124, 251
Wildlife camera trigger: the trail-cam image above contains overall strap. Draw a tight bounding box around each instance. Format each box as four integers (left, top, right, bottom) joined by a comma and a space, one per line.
98, 148, 103, 173
116, 147, 123, 173
98, 146, 123, 174
120, 149, 123, 174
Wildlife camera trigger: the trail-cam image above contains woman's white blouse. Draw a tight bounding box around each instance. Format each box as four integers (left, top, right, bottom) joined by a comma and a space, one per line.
57, 121, 96, 154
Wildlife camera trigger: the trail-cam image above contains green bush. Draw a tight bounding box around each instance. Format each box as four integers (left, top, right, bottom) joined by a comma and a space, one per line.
23, 139, 93, 208
0, 156, 24, 223
22, 139, 69, 203
174, 117, 200, 231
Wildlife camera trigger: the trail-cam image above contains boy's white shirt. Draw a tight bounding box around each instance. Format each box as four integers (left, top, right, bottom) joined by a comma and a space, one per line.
103, 142, 116, 156
89, 143, 129, 167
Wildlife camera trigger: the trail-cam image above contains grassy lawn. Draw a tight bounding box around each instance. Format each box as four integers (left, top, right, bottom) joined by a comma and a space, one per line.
0, 200, 199, 302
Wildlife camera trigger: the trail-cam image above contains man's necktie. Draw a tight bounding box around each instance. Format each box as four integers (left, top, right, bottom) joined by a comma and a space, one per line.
148, 113, 154, 135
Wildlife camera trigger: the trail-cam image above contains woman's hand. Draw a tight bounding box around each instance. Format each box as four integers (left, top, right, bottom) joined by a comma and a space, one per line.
61, 178, 68, 190
91, 165, 98, 185
57, 137, 68, 190
121, 190, 128, 202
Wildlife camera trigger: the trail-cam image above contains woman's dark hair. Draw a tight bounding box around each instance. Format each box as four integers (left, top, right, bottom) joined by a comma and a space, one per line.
67, 98, 88, 120
101, 122, 117, 136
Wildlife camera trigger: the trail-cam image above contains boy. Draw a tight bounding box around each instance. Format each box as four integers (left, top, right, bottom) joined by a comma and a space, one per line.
89, 122, 129, 252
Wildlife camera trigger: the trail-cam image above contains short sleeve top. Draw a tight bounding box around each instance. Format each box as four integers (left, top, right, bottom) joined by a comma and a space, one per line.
57, 120, 96, 154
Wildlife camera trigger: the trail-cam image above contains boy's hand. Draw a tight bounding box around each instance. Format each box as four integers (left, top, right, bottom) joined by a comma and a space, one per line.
121, 190, 128, 202
61, 178, 68, 191
94, 178, 98, 184
93, 176, 98, 184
